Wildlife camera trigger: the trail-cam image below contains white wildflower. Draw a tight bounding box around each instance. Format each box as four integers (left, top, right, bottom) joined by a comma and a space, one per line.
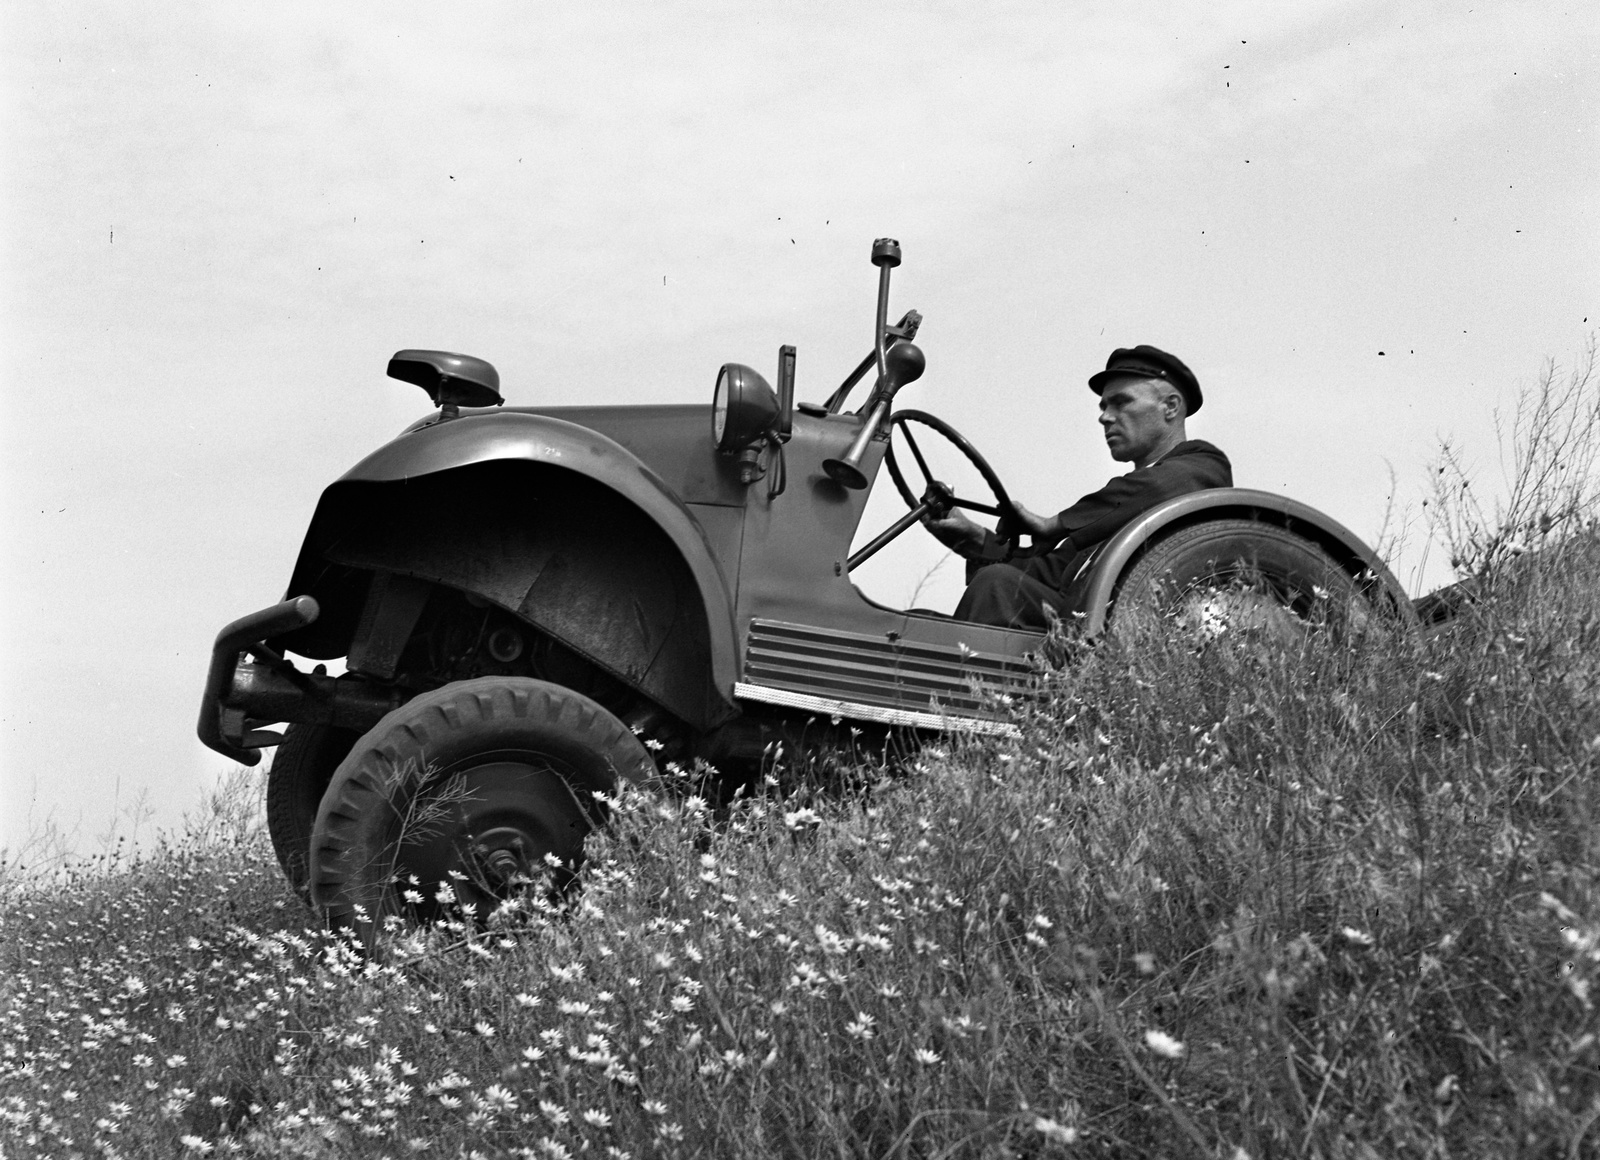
814, 925, 849, 956
480, 1084, 516, 1113
1033, 1117, 1079, 1144
1144, 1029, 1185, 1059
845, 1012, 876, 1040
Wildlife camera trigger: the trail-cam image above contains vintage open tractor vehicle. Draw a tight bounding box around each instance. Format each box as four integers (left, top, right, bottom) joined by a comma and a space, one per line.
199, 239, 1411, 932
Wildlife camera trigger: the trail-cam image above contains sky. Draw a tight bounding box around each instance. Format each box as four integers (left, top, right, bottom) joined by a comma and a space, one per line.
2, 1, 1595, 856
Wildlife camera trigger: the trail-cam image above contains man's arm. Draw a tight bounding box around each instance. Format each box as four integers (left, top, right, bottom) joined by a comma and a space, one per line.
1052, 442, 1232, 550
929, 443, 1231, 559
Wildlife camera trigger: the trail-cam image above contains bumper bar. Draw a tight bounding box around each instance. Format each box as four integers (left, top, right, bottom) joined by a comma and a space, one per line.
197, 596, 406, 765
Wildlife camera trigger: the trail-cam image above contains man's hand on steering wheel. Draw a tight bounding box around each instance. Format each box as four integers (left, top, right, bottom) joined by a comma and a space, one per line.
926, 500, 1055, 555
922, 507, 987, 552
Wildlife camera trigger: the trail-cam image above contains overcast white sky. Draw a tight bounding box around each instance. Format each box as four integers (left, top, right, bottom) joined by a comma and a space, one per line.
3, 1, 1595, 855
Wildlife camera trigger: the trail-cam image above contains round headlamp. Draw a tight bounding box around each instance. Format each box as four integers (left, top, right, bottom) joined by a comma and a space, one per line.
712, 363, 779, 454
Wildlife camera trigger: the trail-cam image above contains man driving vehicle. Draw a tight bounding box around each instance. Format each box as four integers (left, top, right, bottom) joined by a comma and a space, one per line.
925, 345, 1231, 629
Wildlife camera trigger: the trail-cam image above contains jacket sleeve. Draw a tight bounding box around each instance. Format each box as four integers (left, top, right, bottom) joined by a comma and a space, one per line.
1058, 444, 1233, 550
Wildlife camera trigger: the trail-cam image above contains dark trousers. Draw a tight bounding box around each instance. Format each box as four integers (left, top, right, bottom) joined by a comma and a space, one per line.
954, 545, 1096, 629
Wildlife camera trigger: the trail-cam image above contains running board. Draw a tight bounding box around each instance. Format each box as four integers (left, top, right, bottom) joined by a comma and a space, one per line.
733, 681, 1021, 738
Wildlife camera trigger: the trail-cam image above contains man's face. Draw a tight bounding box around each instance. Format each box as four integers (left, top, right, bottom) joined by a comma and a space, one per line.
1097, 377, 1175, 464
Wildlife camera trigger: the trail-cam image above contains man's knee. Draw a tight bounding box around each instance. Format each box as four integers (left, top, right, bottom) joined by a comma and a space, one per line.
955, 564, 1056, 629
964, 565, 1022, 602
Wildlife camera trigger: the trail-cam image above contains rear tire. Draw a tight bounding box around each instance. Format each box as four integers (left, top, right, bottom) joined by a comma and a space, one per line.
266, 724, 360, 901
1114, 519, 1370, 640
308, 677, 655, 948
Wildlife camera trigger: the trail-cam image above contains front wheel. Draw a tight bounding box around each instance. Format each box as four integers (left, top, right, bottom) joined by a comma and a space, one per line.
266, 723, 361, 901
1114, 520, 1375, 641
308, 677, 656, 946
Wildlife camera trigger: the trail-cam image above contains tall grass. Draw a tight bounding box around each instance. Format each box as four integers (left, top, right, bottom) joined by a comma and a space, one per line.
4, 348, 1599, 1158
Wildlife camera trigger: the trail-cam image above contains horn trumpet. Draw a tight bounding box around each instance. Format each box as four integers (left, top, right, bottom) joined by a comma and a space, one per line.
822, 341, 925, 490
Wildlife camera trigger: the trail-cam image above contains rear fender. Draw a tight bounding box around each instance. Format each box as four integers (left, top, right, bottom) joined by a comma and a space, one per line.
1079, 487, 1413, 635
277, 413, 739, 729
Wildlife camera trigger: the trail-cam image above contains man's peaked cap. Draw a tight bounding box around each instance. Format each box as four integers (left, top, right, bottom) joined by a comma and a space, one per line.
1088, 344, 1202, 415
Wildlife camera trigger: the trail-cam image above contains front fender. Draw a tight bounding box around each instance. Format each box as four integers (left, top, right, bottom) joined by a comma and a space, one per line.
341, 409, 709, 500
279, 412, 741, 728
1079, 488, 1412, 635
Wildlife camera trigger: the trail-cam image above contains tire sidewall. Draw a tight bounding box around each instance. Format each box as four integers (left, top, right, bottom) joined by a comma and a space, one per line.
308, 677, 653, 935
266, 723, 359, 899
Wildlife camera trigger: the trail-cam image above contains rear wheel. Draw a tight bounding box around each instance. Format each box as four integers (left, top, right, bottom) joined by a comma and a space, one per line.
1115, 520, 1372, 641
308, 677, 655, 947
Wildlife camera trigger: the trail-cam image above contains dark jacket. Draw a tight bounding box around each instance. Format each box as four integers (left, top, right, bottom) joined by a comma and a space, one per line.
968, 439, 1232, 594
1052, 439, 1232, 552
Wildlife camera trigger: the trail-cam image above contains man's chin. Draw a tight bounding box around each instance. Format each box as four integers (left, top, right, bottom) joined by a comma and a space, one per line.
1106, 443, 1133, 463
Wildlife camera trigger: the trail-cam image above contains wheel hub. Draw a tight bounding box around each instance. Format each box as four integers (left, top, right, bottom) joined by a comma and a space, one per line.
472, 828, 534, 886
393, 756, 590, 913
1178, 586, 1306, 642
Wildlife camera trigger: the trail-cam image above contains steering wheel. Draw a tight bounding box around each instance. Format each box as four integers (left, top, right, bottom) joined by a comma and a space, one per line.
884, 410, 1022, 560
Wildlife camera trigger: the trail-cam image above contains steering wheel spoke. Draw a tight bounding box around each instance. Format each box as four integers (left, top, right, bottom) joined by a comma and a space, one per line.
899, 424, 937, 485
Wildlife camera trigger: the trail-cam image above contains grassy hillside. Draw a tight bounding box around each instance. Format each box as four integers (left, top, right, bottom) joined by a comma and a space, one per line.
5, 544, 1597, 1158
4, 350, 1598, 1158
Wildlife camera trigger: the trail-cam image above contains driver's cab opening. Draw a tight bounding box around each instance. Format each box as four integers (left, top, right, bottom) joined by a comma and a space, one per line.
720, 237, 1039, 639
834, 409, 1031, 626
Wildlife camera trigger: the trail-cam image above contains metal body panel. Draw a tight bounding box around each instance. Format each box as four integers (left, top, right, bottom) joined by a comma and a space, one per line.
733, 408, 897, 633
1077, 487, 1413, 634
347, 407, 744, 520
515, 404, 753, 509
279, 412, 742, 728
741, 619, 1032, 720
723, 406, 1048, 723
314, 467, 724, 725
